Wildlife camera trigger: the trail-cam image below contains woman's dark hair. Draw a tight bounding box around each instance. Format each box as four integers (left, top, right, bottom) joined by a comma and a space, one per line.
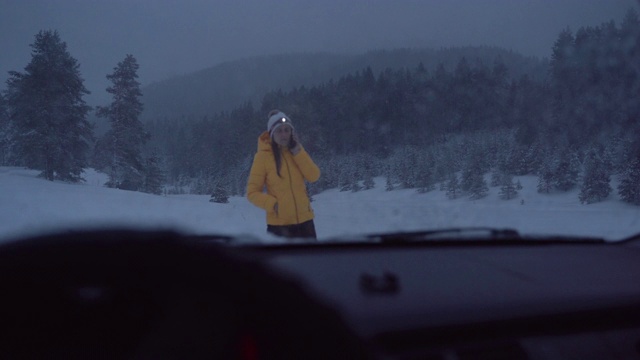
271, 139, 283, 177
269, 109, 283, 177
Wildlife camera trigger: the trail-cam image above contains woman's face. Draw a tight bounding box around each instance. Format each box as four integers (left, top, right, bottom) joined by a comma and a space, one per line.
272, 125, 292, 147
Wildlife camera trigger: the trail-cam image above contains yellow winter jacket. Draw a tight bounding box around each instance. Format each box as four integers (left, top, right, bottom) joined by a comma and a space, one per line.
246, 131, 321, 226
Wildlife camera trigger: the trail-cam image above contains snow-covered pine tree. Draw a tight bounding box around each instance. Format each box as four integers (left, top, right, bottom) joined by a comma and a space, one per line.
0, 93, 10, 165
416, 165, 435, 194
602, 137, 622, 174
618, 157, 640, 205
96, 54, 147, 191
361, 154, 376, 190
229, 154, 253, 197
445, 172, 461, 199
141, 154, 165, 195
468, 175, 489, 199
385, 174, 394, 191
350, 179, 362, 193
5, 30, 92, 181
537, 158, 554, 193
461, 159, 488, 199
490, 169, 502, 187
394, 145, 419, 189
363, 176, 375, 190
579, 151, 611, 204
498, 173, 518, 200
0, 93, 5, 119
415, 151, 436, 194
192, 167, 221, 195
339, 175, 351, 192
338, 155, 356, 192
507, 146, 533, 176
312, 155, 338, 193
210, 184, 229, 204
553, 151, 580, 191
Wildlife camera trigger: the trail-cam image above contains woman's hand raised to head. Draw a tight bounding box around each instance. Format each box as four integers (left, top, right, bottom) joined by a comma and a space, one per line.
290, 132, 302, 155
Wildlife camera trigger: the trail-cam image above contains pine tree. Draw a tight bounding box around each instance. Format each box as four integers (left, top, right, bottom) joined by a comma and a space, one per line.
498, 173, 518, 200
0, 93, 5, 118
461, 160, 488, 199
141, 154, 164, 195
210, 184, 230, 204
618, 157, 640, 205
554, 152, 580, 192
579, 151, 611, 204
395, 146, 418, 189
416, 166, 435, 194
361, 155, 376, 190
537, 159, 554, 193
339, 169, 352, 192
445, 172, 461, 200
350, 179, 362, 193
550, 29, 579, 136
507, 146, 535, 176
415, 151, 435, 194
5, 30, 92, 181
337, 155, 357, 192
516, 180, 523, 190
363, 175, 375, 190
0, 93, 11, 165
490, 169, 501, 187
468, 175, 489, 200
96, 54, 147, 190
385, 174, 394, 191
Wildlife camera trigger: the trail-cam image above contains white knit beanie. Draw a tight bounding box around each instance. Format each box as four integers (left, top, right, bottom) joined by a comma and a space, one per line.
267, 111, 294, 137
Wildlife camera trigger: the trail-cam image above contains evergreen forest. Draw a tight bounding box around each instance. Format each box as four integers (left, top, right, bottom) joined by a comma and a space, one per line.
2, 10, 640, 206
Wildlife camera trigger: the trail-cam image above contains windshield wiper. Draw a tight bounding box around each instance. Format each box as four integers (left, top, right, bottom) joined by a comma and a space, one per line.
366, 227, 521, 243
617, 232, 640, 244
362, 227, 607, 245
182, 234, 262, 245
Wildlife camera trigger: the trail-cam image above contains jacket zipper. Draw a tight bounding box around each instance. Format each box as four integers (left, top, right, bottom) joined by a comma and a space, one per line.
283, 152, 300, 224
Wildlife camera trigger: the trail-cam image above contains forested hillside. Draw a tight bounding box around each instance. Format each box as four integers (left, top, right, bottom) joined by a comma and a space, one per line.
140, 46, 547, 120
143, 10, 640, 206
2, 10, 639, 207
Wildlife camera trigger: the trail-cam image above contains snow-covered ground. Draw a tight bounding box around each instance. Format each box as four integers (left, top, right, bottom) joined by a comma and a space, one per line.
1, 166, 639, 243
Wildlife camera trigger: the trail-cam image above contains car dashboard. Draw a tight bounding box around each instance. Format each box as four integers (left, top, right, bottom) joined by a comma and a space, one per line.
1, 229, 640, 359
247, 240, 640, 359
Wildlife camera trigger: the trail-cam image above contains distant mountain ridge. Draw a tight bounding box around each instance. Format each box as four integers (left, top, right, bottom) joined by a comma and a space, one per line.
141, 46, 548, 121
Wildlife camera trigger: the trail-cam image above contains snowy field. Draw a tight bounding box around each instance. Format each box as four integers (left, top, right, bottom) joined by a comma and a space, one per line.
1, 166, 639, 243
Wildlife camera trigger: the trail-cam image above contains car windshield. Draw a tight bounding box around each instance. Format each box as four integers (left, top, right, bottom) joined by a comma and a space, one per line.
1, 1, 640, 243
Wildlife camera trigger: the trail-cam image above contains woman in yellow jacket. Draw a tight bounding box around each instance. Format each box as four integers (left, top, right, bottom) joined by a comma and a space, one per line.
246, 110, 321, 239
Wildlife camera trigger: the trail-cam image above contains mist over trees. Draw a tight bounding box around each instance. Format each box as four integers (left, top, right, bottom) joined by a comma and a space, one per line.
140, 47, 547, 121
1, 9, 639, 206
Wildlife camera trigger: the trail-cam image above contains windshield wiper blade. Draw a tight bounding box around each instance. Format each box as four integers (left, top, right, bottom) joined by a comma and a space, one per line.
367, 227, 521, 243
182, 234, 263, 245
617, 232, 640, 244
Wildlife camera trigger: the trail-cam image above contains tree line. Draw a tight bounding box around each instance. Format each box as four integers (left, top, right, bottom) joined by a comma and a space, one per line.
140, 46, 547, 121
0, 30, 161, 194
2, 9, 640, 206
146, 9, 640, 205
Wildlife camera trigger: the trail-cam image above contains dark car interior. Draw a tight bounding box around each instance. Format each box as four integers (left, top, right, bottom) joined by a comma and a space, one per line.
1, 228, 640, 359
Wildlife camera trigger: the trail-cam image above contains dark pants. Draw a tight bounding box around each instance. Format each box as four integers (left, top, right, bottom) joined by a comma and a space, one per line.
267, 220, 317, 240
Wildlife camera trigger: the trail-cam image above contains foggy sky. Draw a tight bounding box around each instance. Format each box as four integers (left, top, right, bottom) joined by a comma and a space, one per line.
0, 0, 637, 105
